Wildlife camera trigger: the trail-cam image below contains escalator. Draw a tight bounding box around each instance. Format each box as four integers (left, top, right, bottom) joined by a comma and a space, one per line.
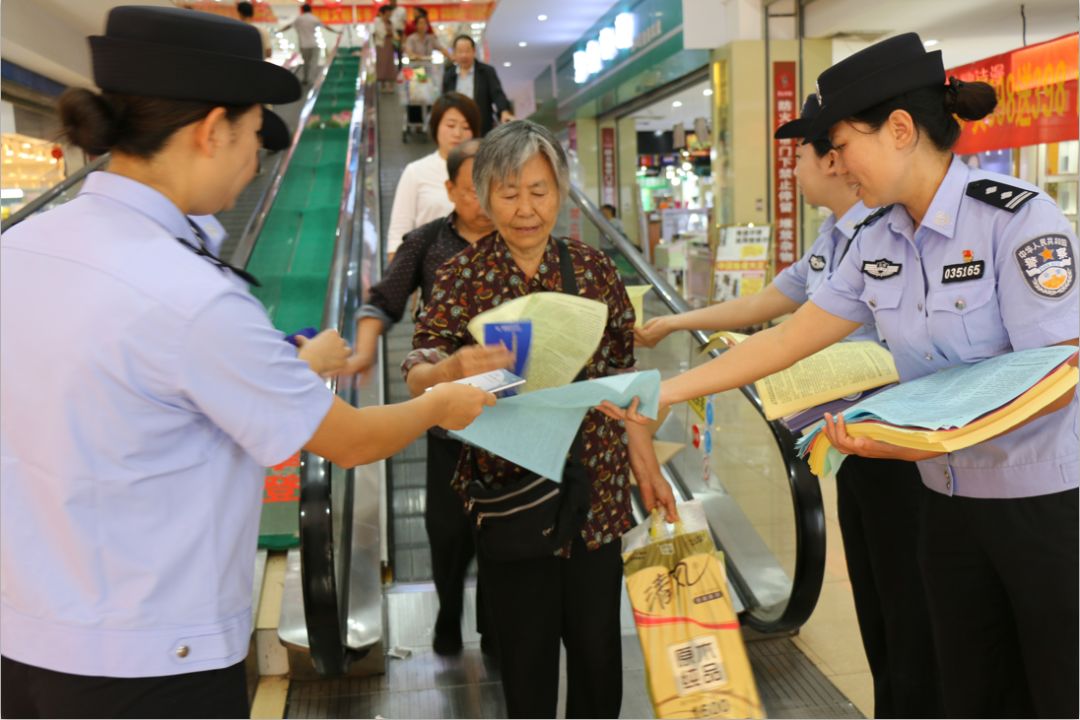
3, 39, 827, 680
286, 44, 827, 679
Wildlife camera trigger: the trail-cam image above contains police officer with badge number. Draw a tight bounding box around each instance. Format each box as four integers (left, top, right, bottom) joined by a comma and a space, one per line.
603, 33, 1078, 718
0, 7, 492, 718
640, 92, 944, 718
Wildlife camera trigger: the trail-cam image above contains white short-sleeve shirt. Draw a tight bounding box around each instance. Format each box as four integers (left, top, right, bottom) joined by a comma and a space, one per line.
0, 172, 333, 677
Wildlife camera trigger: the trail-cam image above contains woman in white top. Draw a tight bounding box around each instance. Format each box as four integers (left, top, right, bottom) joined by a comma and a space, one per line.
386, 92, 480, 257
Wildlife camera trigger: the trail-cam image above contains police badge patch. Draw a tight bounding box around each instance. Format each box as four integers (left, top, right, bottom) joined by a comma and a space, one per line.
862, 258, 902, 279
809, 255, 826, 272
1014, 234, 1075, 298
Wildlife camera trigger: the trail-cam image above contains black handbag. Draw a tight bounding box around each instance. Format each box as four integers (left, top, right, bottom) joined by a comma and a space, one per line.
466, 431, 591, 563
465, 239, 592, 563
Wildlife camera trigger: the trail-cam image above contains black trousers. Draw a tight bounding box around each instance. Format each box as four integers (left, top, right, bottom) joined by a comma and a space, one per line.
478, 536, 624, 719
836, 456, 943, 718
425, 431, 476, 637
918, 487, 1079, 718
0, 656, 248, 719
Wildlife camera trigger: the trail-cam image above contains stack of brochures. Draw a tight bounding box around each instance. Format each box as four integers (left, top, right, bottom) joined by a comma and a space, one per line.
794, 346, 1079, 478
703, 332, 899, 431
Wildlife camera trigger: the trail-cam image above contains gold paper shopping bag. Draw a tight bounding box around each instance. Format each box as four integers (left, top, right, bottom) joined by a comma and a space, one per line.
623, 512, 764, 719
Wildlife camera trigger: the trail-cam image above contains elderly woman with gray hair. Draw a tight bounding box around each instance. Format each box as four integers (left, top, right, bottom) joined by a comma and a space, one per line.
402, 120, 677, 718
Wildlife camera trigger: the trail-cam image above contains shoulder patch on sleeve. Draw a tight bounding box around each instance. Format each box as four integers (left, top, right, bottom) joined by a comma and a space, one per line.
1014, 234, 1075, 298
966, 179, 1039, 213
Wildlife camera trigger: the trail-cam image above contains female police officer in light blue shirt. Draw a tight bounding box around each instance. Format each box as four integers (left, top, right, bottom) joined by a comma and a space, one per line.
607, 32, 1078, 719
0, 7, 493, 718
635, 92, 942, 717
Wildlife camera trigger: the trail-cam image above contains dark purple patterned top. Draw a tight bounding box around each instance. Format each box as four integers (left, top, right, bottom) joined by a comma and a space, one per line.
403, 234, 637, 553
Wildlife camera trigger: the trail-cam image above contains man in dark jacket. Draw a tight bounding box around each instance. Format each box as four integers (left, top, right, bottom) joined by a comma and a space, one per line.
441, 35, 514, 137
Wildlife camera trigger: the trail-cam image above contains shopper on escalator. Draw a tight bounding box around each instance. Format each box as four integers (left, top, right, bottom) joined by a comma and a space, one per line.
277, 3, 339, 85
0, 8, 493, 718
636, 94, 944, 718
404, 120, 678, 718
442, 35, 514, 137
386, 92, 481, 258
346, 139, 498, 657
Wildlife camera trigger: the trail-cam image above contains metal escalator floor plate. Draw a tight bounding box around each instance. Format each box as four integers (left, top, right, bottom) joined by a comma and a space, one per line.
283, 637, 862, 719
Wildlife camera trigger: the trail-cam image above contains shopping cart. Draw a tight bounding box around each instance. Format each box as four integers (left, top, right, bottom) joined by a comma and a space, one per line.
400, 62, 438, 143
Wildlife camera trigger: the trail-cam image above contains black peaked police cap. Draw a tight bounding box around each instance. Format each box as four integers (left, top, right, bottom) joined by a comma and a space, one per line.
774, 93, 822, 142
805, 32, 946, 140
89, 7, 300, 151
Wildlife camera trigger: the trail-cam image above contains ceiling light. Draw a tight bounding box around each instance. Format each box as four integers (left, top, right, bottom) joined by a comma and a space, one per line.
518, 41, 528, 48
503, 61, 512, 67
672, 100, 683, 108
585, 40, 602, 74
471, 22, 485, 29
703, 88, 714, 96
573, 50, 588, 83
614, 13, 634, 50
598, 27, 617, 61
923, 39, 939, 47
537, 14, 548, 21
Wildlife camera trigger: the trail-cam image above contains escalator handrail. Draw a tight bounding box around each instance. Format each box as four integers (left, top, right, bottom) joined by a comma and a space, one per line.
231, 36, 344, 269
567, 185, 825, 634
1, 155, 110, 233
296, 40, 370, 676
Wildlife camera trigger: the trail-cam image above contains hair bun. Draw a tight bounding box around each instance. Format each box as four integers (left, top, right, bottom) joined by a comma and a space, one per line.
58, 88, 120, 156
944, 77, 998, 121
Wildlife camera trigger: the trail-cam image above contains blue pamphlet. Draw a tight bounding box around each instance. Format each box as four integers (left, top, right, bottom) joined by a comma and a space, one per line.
484, 321, 533, 378
286, 327, 319, 347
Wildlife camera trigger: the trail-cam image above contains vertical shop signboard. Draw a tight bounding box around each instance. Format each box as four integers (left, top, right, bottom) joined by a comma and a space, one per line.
772, 61, 798, 275
950, 33, 1078, 154
600, 127, 617, 207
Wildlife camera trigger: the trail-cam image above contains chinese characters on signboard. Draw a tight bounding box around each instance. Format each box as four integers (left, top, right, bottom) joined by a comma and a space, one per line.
712, 225, 770, 302
950, 33, 1078, 154
772, 62, 799, 275
601, 127, 617, 207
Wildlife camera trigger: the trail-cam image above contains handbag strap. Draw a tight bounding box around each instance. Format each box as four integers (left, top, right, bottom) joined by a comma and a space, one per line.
556, 238, 578, 296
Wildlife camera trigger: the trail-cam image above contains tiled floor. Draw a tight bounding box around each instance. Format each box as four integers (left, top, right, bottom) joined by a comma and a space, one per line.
792, 477, 874, 717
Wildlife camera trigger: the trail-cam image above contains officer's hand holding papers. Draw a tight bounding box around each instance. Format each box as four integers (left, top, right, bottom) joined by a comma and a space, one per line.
804, 345, 1079, 478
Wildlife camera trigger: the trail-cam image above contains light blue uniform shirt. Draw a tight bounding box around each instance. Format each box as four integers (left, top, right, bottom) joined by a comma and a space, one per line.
0, 172, 334, 677
813, 157, 1079, 499
773, 201, 880, 343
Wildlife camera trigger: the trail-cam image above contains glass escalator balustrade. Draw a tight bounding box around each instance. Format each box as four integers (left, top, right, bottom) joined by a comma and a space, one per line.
561, 190, 825, 632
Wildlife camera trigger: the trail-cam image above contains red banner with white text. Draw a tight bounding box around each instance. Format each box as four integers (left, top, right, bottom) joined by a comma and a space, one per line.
772, 61, 798, 274
950, 33, 1078, 154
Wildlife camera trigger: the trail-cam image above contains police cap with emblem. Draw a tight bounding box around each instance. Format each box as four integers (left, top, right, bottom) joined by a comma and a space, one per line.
774, 94, 822, 142
806, 32, 944, 140
89, 6, 300, 150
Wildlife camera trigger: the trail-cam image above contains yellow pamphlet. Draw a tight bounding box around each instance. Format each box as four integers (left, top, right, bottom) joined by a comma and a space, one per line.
467, 292, 608, 392
625, 285, 653, 327
752, 341, 899, 420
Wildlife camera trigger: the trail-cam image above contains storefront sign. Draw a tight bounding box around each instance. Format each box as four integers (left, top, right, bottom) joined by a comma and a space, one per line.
601, 127, 617, 207
772, 61, 798, 274
712, 225, 770, 302
950, 33, 1078, 154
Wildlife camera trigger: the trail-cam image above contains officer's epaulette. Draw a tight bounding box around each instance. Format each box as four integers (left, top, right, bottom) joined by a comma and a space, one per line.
965, 179, 1039, 213
852, 205, 892, 238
